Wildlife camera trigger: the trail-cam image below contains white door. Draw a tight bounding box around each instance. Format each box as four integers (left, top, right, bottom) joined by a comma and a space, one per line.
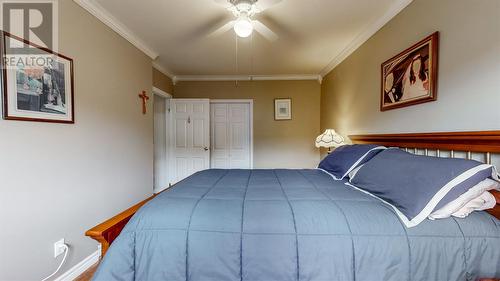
153, 95, 170, 192
170, 99, 210, 183
210, 102, 251, 169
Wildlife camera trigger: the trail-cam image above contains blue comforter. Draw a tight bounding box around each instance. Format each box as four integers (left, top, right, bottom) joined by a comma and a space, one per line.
93, 169, 500, 281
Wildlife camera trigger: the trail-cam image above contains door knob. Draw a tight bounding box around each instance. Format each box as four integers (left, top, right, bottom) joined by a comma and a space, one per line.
204, 147, 209, 151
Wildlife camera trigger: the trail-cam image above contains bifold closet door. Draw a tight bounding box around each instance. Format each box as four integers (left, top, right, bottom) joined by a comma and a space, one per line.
170, 99, 210, 183
210, 103, 251, 169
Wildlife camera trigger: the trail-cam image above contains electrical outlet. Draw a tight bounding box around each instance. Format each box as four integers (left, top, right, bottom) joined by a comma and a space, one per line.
54, 239, 66, 258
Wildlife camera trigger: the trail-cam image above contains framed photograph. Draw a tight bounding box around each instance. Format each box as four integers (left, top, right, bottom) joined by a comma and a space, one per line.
1, 32, 74, 123
381, 32, 439, 111
274, 98, 291, 120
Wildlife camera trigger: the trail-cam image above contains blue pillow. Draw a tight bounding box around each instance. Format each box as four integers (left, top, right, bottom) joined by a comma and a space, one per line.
348, 148, 497, 227
318, 144, 386, 180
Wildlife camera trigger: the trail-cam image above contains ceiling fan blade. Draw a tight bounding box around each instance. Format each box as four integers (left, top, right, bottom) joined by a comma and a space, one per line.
207, 20, 236, 38
254, 0, 283, 12
213, 0, 232, 8
252, 20, 278, 41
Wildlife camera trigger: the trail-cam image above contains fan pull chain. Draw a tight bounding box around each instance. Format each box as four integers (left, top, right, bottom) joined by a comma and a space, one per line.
251, 32, 254, 81
235, 33, 239, 86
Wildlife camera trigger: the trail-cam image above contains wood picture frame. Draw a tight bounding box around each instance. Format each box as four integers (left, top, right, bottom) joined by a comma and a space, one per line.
1, 31, 75, 123
381, 32, 439, 111
274, 98, 291, 120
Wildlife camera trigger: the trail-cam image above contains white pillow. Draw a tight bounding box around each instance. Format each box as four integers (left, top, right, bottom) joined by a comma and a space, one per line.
450, 191, 496, 218
429, 178, 499, 220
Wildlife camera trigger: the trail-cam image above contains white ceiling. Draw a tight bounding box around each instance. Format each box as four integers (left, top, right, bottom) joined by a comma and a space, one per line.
77, 0, 412, 78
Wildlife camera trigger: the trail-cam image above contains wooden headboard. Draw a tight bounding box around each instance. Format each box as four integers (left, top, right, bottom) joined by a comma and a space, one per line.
350, 131, 500, 153
86, 130, 500, 257
350, 130, 500, 219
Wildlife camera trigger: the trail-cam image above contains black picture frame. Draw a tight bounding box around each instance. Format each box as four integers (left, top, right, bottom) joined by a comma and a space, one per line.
1, 31, 75, 123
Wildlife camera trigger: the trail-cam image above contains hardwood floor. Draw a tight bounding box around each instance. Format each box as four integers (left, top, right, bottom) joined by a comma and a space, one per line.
71, 261, 500, 281
74, 262, 99, 281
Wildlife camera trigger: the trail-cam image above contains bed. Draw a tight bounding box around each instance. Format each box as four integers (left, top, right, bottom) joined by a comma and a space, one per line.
87, 131, 500, 281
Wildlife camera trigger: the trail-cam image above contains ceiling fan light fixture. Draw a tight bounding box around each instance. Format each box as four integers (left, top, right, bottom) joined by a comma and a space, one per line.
233, 16, 253, 38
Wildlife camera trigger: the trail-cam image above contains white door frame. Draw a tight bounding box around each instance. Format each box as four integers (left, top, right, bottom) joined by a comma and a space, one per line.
210, 99, 254, 168
152, 87, 172, 193
153, 86, 172, 99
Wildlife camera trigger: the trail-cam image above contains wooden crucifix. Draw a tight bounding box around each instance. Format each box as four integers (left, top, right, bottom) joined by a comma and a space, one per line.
138, 91, 149, 114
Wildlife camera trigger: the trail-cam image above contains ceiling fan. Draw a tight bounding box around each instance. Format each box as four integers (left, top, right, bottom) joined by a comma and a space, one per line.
209, 0, 282, 40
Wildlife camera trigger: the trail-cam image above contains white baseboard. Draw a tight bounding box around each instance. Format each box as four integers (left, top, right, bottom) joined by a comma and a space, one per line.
54, 249, 101, 281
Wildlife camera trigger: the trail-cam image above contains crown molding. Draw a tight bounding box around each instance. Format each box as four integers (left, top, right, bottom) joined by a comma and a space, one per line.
152, 86, 172, 98
152, 61, 175, 80
174, 74, 323, 84
319, 0, 413, 77
73, 0, 159, 60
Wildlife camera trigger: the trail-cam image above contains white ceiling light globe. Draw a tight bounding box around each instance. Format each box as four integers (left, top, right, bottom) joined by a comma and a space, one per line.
234, 18, 253, 38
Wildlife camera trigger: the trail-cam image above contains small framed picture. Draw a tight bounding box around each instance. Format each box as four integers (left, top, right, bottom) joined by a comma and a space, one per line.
1, 32, 75, 123
274, 98, 291, 120
381, 32, 439, 111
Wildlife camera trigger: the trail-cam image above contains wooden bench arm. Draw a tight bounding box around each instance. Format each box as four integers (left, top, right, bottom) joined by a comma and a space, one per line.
85, 195, 155, 256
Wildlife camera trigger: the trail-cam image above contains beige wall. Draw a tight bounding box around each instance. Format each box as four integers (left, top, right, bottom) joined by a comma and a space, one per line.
321, 0, 500, 140
0, 1, 153, 280
153, 68, 174, 94
174, 80, 321, 168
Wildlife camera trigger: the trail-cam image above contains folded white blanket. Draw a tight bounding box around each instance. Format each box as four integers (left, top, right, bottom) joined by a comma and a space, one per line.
429, 178, 499, 220
450, 191, 496, 218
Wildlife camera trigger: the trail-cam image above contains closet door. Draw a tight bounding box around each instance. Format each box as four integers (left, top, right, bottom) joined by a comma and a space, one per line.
170, 99, 210, 183
210, 103, 230, 168
210, 102, 251, 169
228, 103, 250, 168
